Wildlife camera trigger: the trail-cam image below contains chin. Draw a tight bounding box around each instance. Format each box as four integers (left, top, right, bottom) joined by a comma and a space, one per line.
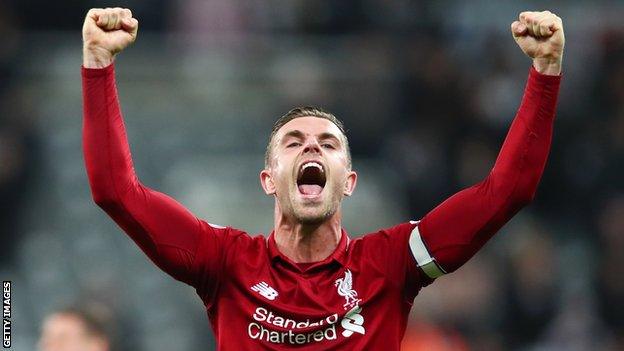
296, 216, 327, 226
294, 207, 334, 225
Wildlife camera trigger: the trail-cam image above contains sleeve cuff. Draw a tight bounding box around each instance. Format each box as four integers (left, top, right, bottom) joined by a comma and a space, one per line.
529, 65, 562, 85
81, 63, 115, 78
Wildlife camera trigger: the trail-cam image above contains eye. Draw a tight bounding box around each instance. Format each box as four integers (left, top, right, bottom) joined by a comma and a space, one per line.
321, 143, 335, 149
287, 142, 301, 148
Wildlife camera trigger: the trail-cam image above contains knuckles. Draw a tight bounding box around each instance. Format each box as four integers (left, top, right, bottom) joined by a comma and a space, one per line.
519, 10, 560, 24
86, 7, 134, 22
517, 10, 563, 36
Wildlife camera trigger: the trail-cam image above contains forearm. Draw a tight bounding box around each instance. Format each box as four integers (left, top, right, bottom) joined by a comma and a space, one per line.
533, 57, 562, 76
417, 67, 561, 274
82, 63, 135, 204
83, 46, 115, 69
488, 66, 560, 203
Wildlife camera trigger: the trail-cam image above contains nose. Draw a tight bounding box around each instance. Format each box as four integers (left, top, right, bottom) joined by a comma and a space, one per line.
302, 139, 321, 154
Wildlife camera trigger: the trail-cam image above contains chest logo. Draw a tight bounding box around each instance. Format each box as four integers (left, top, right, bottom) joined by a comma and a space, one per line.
251, 281, 279, 301
334, 269, 361, 310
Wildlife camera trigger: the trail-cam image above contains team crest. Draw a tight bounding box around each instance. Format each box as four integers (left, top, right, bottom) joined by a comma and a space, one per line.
334, 269, 362, 310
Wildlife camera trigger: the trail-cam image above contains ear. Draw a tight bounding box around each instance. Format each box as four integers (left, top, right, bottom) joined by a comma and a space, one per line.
260, 169, 276, 195
343, 170, 357, 196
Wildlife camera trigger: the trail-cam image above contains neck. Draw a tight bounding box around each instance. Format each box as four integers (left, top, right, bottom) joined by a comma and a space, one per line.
273, 207, 343, 263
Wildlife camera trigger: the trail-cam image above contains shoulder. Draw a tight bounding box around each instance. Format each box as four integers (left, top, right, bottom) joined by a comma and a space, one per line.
353, 221, 418, 247
191, 224, 269, 306
347, 221, 419, 263
346, 221, 427, 292
196, 221, 268, 255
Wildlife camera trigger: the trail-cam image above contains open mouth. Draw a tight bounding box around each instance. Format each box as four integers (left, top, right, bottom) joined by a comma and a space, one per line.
297, 161, 326, 197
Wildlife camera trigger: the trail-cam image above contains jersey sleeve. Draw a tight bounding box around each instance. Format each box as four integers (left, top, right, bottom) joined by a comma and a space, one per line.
82, 64, 234, 300
409, 67, 561, 280
363, 222, 430, 303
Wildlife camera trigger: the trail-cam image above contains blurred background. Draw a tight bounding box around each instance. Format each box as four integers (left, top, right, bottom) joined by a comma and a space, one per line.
1, 0, 623, 350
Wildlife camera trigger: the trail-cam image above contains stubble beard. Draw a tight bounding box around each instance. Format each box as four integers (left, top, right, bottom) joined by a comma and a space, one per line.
286, 186, 341, 226
294, 204, 334, 225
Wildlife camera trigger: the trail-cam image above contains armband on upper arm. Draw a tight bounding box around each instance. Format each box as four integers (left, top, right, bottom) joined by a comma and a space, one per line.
408, 222, 446, 279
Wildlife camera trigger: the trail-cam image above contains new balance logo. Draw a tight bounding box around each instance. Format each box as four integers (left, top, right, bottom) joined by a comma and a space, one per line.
251, 282, 279, 301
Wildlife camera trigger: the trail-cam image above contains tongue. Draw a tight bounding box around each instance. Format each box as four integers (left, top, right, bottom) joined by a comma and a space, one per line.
298, 184, 323, 195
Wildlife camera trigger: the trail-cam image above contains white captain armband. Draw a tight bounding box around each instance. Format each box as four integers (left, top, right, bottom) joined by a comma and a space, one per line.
408, 221, 446, 279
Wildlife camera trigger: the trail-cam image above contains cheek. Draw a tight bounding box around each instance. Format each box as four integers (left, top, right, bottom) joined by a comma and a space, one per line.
272, 163, 294, 189
329, 168, 348, 189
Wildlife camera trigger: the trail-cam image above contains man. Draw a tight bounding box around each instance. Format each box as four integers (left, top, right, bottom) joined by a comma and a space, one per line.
81, 8, 563, 350
39, 307, 111, 351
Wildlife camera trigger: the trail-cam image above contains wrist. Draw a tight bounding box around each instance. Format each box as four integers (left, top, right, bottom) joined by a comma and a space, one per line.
83, 45, 115, 69
532, 57, 562, 76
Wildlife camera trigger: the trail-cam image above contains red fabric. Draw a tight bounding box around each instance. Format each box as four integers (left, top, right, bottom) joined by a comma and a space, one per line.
418, 67, 561, 273
82, 64, 560, 350
82, 64, 206, 287
401, 320, 470, 351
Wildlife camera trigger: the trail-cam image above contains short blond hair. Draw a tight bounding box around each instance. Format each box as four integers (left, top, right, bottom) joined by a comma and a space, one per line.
264, 106, 351, 168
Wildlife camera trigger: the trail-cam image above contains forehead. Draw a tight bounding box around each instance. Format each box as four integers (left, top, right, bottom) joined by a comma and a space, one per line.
275, 116, 344, 141
43, 314, 85, 333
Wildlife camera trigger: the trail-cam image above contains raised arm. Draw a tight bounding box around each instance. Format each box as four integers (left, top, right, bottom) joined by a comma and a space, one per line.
409, 11, 564, 279
82, 8, 211, 286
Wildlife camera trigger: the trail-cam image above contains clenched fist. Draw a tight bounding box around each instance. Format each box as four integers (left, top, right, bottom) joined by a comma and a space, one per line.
82, 8, 138, 68
511, 11, 564, 75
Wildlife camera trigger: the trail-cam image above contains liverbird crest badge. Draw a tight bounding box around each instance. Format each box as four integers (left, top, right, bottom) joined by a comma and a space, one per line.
334, 269, 362, 310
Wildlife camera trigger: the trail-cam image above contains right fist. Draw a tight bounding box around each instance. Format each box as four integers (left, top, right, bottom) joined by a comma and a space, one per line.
82, 8, 138, 68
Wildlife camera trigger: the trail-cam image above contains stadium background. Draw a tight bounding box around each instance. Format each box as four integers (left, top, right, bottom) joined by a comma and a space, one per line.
1, 0, 623, 350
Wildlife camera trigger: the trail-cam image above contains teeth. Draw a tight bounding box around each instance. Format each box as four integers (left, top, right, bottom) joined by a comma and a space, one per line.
302, 162, 323, 172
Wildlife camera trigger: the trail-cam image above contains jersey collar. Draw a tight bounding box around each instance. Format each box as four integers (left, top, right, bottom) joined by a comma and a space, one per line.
267, 228, 350, 271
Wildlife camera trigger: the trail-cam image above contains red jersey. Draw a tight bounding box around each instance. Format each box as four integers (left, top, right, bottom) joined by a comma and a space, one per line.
194, 222, 426, 350
81, 64, 560, 350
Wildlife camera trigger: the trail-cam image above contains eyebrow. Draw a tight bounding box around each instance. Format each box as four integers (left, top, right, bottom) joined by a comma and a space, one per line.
280, 130, 342, 145
281, 130, 306, 142
318, 132, 341, 143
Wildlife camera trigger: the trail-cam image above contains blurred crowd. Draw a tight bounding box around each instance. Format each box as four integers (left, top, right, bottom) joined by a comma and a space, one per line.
1, 1, 623, 350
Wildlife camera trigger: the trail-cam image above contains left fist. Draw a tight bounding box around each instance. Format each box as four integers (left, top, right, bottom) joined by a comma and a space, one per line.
512, 11, 564, 75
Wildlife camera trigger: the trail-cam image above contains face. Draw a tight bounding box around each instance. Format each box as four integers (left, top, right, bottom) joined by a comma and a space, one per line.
261, 117, 357, 224
38, 314, 106, 351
